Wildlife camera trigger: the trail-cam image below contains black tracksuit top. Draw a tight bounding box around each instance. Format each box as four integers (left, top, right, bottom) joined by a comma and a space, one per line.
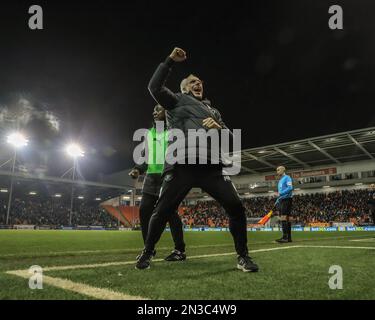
148, 57, 233, 176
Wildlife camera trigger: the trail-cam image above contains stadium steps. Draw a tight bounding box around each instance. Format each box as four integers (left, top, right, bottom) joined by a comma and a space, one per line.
101, 205, 132, 227
119, 206, 139, 226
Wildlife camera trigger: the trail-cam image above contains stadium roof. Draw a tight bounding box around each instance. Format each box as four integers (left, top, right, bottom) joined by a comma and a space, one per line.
239, 127, 375, 174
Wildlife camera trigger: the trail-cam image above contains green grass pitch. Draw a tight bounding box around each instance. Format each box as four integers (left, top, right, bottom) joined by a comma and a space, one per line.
0, 230, 374, 300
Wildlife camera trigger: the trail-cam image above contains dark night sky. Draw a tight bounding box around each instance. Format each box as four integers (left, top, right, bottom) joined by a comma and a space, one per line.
0, 0, 374, 180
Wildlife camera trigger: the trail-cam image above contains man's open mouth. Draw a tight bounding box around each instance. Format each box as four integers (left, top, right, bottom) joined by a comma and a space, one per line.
192, 86, 202, 95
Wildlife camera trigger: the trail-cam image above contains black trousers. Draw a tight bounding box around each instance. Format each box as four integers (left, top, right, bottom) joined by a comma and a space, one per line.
139, 192, 185, 252
279, 198, 293, 216
145, 165, 248, 257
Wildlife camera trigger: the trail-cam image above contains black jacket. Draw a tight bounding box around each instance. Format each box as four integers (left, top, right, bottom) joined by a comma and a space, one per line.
133, 160, 163, 197
148, 57, 233, 175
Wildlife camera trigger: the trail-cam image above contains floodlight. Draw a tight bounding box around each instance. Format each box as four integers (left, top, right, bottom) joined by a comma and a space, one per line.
7, 133, 28, 148
66, 143, 84, 158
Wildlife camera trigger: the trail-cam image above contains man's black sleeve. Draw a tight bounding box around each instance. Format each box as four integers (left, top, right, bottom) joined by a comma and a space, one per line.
148, 57, 179, 110
133, 162, 148, 175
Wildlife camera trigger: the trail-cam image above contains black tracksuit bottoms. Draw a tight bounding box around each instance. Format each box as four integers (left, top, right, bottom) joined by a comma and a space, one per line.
145, 165, 248, 257
139, 192, 185, 252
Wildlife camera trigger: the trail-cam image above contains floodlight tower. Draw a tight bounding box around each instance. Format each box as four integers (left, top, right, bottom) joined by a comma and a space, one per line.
5, 132, 28, 225
65, 143, 84, 225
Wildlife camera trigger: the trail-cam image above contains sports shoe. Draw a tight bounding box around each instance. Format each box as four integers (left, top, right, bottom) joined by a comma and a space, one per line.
136, 249, 156, 261
237, 255, 259, 272
135, 250, 153, 270
164, 249, 186, 261
275, 237, 289, 243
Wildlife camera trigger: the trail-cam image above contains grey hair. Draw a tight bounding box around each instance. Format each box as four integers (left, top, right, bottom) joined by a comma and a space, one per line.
180, 74, 198, 93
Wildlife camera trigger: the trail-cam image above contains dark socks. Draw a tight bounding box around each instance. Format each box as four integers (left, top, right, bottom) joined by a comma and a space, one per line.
281, 221, 288, 239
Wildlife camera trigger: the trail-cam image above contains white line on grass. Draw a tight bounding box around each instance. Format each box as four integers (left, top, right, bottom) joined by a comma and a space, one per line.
1, 234, 373, 258
0, 243, 234, 258
9, 245, 298, 272
5, 246, 296, 300
349, 238, 375, 242
5, 244, 375, 300
298, 245, 375, 250
6, 270, 147, 300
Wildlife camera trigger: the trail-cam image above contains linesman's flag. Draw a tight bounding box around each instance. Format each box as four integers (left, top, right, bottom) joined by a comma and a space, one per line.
257, 210, 273, 225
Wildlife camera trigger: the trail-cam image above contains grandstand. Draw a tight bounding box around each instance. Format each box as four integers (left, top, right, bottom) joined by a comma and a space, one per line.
102, 127, 375, 231
1, 127, 375, 231
0, 169, 134, 229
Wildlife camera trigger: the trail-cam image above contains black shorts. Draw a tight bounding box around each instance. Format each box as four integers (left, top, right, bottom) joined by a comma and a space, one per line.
279, 198, 293, 216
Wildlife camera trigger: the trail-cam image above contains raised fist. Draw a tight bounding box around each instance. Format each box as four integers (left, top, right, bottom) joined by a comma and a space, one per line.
169, 47, 187, 62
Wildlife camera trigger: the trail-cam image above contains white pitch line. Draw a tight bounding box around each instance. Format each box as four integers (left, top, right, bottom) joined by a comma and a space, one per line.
187, 245, 299, 260
7, 246, 298, 273
0, 243, 234, 258
297, 245, 375, 250
5, 244, 374, 301
5, 246, 297, 301
1, 234, 372, 258
349, 238, 375, 242
6, 270, 148, 300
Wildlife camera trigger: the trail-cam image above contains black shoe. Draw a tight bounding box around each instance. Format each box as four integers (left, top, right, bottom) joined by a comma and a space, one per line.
135, 250, 153, 270
164, 250, 186, 261
275, 238, 289, 243
136, 249, 156, 261
237, 255, 259, 272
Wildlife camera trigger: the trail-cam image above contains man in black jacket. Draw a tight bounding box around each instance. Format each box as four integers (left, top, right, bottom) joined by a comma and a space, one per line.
368, 184, 375, 224
129, 104, 186, 261
135, 47, 258, 272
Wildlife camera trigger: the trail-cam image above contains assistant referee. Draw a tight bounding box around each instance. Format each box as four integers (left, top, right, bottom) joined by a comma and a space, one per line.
275, 166, 293, 243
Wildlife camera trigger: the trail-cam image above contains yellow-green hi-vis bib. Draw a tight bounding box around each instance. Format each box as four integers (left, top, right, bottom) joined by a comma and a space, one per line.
146, 127, 169, 174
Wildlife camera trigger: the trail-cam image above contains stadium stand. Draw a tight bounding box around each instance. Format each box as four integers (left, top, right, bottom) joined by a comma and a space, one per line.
180, 189, 372, 227
1, 127, 374, 229
2, 188, 371, 228
102, 204, 131, 227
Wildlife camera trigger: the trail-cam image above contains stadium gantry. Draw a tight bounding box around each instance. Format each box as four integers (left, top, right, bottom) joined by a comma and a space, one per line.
237, 126, 375, 174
